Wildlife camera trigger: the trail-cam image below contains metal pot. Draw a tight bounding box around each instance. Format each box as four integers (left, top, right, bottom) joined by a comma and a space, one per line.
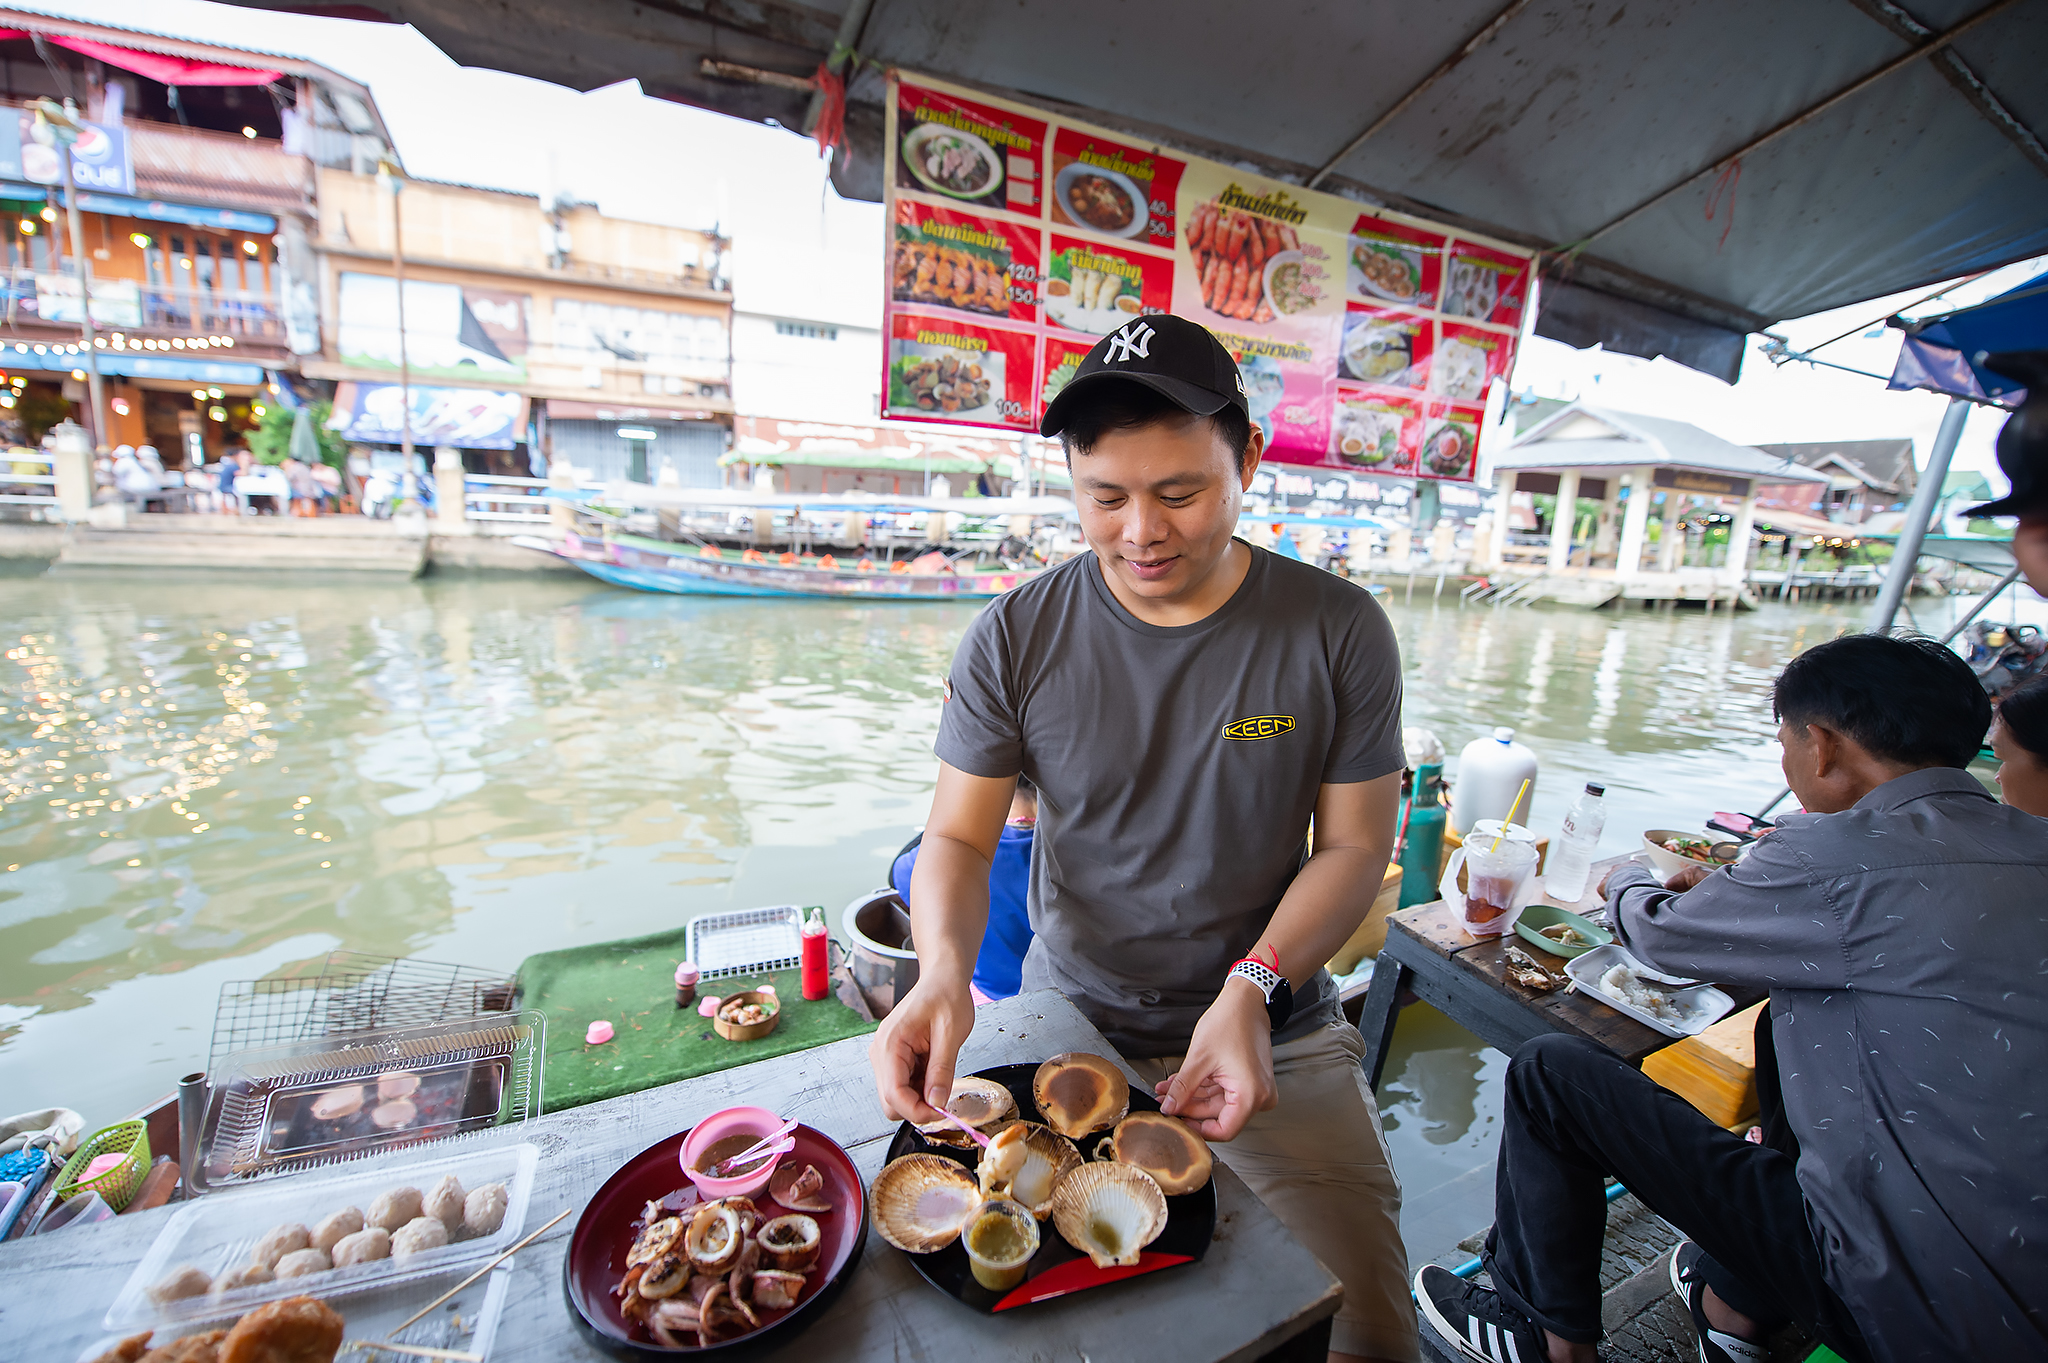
841, 888, 918, 1019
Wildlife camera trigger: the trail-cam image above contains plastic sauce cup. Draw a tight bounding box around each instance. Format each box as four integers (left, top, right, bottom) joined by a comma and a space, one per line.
679, 1106, 786, 1200
963, 1198, 1038, 1291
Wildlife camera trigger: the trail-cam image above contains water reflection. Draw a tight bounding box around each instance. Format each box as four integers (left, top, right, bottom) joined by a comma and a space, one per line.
0, 574, 1926, 1125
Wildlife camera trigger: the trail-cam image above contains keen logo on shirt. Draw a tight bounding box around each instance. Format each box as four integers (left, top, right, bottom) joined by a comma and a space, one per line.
1223, 714, 1296, 741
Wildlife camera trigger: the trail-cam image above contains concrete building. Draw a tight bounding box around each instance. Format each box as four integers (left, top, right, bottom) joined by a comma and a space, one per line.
730, 309, 881, 426
307, 168, 733, 481
0, 9, 396, 457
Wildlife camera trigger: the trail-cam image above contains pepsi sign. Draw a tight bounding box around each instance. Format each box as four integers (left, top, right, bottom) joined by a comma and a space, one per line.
0, 108, 133, 196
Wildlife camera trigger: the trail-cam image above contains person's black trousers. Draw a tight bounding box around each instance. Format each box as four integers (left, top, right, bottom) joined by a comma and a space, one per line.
1483, 1034, 1868, 1361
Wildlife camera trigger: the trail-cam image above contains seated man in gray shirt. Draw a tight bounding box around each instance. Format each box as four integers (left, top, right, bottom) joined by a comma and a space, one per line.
1417, 633, 2048, 1363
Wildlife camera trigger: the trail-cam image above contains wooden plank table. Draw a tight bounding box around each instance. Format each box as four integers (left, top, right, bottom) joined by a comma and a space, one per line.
0, 990, 1341, 1363
1357, 856, 1767, 1090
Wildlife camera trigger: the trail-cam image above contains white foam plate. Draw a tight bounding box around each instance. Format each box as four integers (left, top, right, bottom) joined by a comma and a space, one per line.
1564, 944, 1733, 1039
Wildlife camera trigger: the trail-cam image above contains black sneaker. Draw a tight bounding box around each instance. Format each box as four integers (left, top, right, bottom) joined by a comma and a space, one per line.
1415, 1263, 1549, 1363
1669, 1241, 1768, 1363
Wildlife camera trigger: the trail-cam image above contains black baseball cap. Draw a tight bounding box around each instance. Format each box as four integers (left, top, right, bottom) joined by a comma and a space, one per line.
1039, 313, 1248, 438
1964, 350, 2048, 518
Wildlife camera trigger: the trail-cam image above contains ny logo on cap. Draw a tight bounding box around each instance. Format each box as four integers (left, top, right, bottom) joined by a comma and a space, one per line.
1104, 321, 1156, 365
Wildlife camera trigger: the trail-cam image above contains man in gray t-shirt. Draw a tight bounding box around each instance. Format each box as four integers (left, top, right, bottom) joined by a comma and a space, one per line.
869, 315, 1417, 1363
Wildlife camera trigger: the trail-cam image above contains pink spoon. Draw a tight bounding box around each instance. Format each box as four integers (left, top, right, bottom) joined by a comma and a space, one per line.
930, 1104, 993, 1150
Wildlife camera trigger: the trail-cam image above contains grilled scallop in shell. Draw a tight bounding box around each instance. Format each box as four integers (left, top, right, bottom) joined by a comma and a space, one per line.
1031, 1052, 1129, 1139
1049, 1161, 1167, 1268
1102, 1110, 1213, 1195
869, 1153, 981, 1254
977, 1121, 1082, 1219
914, 1075, 1018, 1147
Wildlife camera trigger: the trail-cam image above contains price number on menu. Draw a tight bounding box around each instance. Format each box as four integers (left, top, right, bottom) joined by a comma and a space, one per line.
996, 399, 1032, 422
1008, 284, 1038, 305
1149, 198, 1172, 217
1282, 404, 1319, 425
1007, 262, 1038, 281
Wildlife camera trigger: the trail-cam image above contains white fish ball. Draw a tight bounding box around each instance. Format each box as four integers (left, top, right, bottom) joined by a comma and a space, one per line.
147, 1264, 213, 1304
390, 1215, 449, 1258
332, 1226, 392, 1267
250, 1222, 312, 1270
313, 1206, 364, 1254
273, 1247, 332, 1279
367, 1186, 424, 1233
422, 1173, 466, 1233
462, 1182, 509, 1238
211, 1263, 273, 1295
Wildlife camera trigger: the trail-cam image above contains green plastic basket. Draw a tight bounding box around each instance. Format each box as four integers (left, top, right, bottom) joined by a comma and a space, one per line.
54, 1119, 150, 1211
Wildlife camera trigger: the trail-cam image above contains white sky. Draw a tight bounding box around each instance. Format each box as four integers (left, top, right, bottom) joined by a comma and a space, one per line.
38, 0, 2036, 487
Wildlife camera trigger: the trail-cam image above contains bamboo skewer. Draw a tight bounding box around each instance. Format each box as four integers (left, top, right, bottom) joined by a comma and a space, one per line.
346, 1343, 483, 1361
387, 1206, 574, 1336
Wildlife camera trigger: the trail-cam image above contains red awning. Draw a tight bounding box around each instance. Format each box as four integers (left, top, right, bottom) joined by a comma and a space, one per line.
0, 31, 282, 87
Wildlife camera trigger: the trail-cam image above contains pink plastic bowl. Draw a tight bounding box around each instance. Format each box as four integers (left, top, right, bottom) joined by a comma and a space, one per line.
679, 1105, 785, 1200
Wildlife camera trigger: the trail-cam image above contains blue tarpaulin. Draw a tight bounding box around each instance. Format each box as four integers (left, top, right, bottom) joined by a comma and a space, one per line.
1889, 273, 2047, 405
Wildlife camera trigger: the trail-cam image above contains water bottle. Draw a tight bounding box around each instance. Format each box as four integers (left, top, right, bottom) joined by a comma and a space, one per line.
1545, 782, 1607, 903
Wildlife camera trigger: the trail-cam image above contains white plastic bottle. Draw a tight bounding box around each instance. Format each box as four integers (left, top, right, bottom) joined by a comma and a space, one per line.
1545, 782, 1608, 902
1451, 727, 1539, 834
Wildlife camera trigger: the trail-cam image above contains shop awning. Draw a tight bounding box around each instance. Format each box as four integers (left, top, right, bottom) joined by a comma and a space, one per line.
1889, 271, 2046, 404
219, 0, 2048, 382
0, 29, 282, 86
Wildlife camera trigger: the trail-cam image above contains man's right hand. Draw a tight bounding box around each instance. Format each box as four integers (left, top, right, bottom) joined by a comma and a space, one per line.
869, 978, 976, 1124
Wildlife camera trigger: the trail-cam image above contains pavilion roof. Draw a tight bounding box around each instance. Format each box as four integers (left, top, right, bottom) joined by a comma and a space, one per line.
1496, 403, 1828, 484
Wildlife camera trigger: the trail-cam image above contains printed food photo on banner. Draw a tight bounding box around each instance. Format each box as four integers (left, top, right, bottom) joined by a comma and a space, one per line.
891, 199, 1040, 324
1441, 240, 1529, 324
1339, 304, 1432, 390
1216, 330, 1334, 458
1182, 191, 1330, 324
1048, 129, 1185, 249
1347, 213, 1445, 309
885, 313, 1039, 428
1432, 323, 1513, 403
1045, 235, 1170, 336
1331, 388, 1422, 473
1039, 335, 1094, 417
895, 79, 1047, 216
1417, 402, 1483, 481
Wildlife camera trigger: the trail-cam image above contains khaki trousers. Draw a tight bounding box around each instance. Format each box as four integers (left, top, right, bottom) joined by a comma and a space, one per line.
1129, 1018, 1419, 1361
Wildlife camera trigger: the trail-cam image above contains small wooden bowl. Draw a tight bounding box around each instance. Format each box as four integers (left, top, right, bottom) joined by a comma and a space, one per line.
712, 989, 781, 1041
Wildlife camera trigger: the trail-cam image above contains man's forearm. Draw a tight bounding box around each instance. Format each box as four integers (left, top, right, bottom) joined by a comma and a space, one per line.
904, 833, 994, 989
1258, 843, 1391, 989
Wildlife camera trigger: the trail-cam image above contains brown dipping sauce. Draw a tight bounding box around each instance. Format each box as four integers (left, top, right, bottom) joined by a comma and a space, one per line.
694, 1133, 773, 1175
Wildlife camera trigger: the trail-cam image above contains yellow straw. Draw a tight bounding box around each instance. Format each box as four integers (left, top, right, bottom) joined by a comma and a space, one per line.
1491, 778, 1531, 852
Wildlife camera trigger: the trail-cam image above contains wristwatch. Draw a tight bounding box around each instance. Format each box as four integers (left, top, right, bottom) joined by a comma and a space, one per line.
1228, 950, 1294, 1032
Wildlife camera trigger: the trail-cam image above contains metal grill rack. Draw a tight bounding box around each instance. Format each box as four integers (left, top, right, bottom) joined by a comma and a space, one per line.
685, 904, 810, 981
207, 951, 518, 1079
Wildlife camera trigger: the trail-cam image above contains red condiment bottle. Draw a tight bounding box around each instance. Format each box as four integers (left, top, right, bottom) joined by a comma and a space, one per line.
800, 907, 830, 1001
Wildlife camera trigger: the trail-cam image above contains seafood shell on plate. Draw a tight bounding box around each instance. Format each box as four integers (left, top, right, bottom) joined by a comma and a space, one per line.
767, 1162, 833, 1213
977, 1121, 1081, 1219
869, 1153, 981, 1254
913, 1075, 1017, 1147
1049, 1161, 1167, 1268
1032, 1053, 1129, 1139
1100, 1110, 1213, 1195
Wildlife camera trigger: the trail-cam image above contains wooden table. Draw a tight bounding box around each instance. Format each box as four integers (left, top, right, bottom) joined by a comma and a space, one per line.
0, 990, 1340, 1363
1356, 857, 1767, 1090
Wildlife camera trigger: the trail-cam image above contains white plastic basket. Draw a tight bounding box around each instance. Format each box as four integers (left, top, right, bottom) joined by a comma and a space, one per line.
685, 904, 810, 980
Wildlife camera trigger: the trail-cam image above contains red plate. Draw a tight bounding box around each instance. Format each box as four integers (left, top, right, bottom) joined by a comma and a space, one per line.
561, 1124, 867, 1357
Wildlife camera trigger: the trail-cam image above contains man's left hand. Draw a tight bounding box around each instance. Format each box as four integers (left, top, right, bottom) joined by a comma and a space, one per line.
1154, 976, 1277, 1141
1664, 863, 1712, 891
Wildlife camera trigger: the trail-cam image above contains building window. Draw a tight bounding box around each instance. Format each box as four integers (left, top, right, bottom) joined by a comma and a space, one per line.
774, 320, 837, 341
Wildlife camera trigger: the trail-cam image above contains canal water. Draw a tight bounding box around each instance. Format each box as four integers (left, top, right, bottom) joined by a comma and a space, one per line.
0, 566, 2016, 1250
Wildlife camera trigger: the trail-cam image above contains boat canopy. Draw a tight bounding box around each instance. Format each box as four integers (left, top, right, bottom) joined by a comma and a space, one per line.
229, 0, 2048, 384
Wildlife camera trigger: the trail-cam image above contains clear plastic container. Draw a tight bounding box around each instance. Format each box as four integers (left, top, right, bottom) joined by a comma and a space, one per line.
105, 1140, 537, 1333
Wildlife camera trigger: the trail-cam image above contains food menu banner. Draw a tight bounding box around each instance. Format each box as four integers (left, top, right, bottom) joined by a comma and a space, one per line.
882, 72, 1533, 479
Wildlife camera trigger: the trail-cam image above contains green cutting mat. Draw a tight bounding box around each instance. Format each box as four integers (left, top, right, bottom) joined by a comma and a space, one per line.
517, 924, 876, 1112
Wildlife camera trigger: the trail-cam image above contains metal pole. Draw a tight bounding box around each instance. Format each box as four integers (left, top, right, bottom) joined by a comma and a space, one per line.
381, 165, 416, 503
60, 151, 107, 448
1938, 563, 2024, 644
1870, 396, 1967, 631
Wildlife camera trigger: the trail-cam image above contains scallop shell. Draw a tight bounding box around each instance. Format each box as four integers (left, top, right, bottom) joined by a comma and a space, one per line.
1106, 1111, 1213, 1196
869, 1153, 981, 1254
1049, 1161, 1167, 1268
976, 1121, 1082, 1219
1031, 1053, 1129, 1139
914, 1075, 1019, 1147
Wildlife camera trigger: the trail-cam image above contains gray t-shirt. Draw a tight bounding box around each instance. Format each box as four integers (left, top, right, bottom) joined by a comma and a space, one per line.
935, 543, 1404, 1057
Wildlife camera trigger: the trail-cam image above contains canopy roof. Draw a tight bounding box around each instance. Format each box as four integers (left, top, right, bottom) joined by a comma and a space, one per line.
224, 0, 2048, 383
1501, 404, 1830, 483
